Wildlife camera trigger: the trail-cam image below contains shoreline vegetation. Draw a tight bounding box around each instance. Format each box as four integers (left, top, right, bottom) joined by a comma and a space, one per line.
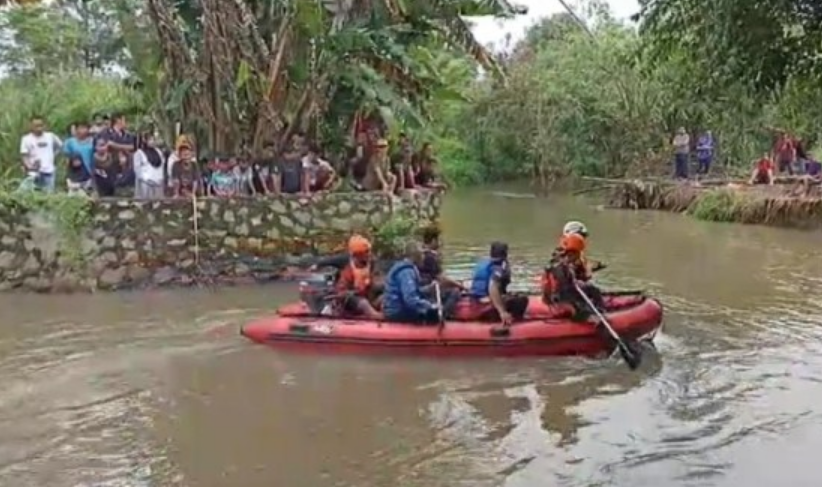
581, 176, 822, 229
3, 1, 822, 191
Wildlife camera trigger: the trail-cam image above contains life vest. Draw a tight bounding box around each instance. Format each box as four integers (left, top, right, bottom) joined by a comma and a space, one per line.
348, 259, 372, 296
470, 257, 510, 299
382, 259, 421, 317
337, 259, 372, 296
351, 260, 372, 294
541, 262, 576, 304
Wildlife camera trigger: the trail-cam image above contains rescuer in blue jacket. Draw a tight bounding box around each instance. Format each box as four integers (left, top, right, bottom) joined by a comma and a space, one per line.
469, 242, 529, 326
383, 241, 459, 324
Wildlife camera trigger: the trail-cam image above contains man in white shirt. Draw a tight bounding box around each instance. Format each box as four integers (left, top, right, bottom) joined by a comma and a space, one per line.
302, 143, 337, 191
19, 116, 62, 192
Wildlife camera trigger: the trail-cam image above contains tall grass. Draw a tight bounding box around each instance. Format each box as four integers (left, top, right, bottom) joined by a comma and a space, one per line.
0, 72, 141, 179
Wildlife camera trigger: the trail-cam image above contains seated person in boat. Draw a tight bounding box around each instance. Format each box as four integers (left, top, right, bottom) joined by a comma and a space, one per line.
308, 233, 368, 276
419, 226, 465, 291
383, 241, 442, 324
749, 153, 775, 185
542, 233, 605, 320
418, 227, 463, 316
469, 242, 529, 326
333, 235, 382, 319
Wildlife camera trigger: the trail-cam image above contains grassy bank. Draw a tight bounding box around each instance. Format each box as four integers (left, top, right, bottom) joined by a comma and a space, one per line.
607, 181, 822, 229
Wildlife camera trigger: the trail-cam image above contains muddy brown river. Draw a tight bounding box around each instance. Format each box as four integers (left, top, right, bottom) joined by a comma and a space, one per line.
2, 186, 822, 487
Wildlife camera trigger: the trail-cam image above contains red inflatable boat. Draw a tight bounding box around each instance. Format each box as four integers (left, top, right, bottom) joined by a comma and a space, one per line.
276, 292, 646, 320
241, 292, 663, 357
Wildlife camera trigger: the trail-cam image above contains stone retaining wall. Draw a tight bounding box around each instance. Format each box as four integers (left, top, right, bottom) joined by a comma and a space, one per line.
0, 190, 442, 292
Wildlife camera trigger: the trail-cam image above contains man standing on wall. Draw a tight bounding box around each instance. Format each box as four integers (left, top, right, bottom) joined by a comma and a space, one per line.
95, 112, 136, 158
19, 116, 62, 192
672, 127, 690, 180
773, 130, 796, 175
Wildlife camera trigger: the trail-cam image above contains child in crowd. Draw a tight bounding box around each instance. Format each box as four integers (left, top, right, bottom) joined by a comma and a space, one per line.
93, 138, 117, 197
303, 144, 337, 192
252, 146, 276, 195
114, 151, 135, 197
234, 156, 259, 195
66, 152, 93, 195
208, 156, 238, 197
171, 145, 201, 197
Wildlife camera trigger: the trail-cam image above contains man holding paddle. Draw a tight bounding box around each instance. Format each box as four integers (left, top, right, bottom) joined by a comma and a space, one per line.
542, 232, 642, 369
542, 233, 604, 317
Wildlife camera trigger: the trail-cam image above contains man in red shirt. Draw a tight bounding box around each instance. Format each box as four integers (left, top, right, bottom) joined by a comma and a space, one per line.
773, 131, 795, 175
749, 153, 775, 185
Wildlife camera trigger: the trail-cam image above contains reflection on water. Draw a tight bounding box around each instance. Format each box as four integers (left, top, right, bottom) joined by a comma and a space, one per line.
1, 185, 822, 486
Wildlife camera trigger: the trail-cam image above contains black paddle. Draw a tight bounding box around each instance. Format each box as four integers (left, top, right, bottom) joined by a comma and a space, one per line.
434, 281, 446, 334
574, 282, 642, 370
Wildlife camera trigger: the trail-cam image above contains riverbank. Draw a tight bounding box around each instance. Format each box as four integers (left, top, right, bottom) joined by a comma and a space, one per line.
0, 190, 441, 293
599, 178, 822, 229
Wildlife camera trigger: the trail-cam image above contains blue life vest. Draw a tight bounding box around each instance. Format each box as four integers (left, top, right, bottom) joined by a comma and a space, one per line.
470, 257, 510, 299
382, 259, 419, 318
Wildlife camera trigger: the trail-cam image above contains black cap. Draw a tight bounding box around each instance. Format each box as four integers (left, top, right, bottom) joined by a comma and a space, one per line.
490, 241, 508, 260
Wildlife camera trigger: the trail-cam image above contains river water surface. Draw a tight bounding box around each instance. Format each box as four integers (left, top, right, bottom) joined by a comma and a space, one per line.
2, 186, 822, 487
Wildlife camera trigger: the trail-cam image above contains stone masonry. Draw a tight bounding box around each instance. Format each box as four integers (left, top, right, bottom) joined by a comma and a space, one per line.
0, 190, 442, 292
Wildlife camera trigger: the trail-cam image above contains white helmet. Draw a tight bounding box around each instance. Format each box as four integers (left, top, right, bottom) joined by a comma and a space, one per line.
562, 221, 588, 237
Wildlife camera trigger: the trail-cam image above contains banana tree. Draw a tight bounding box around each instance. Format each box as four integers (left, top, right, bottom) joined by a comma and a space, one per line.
145, 0, 524, 154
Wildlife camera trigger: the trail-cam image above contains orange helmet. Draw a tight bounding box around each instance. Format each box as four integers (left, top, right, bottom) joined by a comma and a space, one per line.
560, 233, 586, 254
348, 235, 372, 255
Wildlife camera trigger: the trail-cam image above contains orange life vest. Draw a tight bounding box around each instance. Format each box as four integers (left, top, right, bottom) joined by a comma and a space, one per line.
349, 260, 372, 295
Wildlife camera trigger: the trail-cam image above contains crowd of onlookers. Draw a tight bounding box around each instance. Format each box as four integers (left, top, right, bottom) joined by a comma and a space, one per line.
748, 130, 821, 186
17, 113, 444, 199
670, 127, 821, 185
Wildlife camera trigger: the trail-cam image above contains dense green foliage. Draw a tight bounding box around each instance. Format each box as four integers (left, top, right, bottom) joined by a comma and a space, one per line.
0, 0, 516, 168
636, 0, 822, 94
427, 10, 822, 185
2, 0, 822, 188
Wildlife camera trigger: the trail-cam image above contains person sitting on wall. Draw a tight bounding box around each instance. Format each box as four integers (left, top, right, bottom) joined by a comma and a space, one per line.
92, 137, 118, 197
805, 157, 822, 178
171, 144, 202, 197
469, 242, 529, 327
382, 241, 441, 324
795, 156, 822, 196
208, 156, 238, 197
749, 153, 775, 185
391, 132, 415, 191
411, 143, 447, 189
345, 131, 370, 191
274, 132, 309, 195
303, 144, 338, 192
66, 152, 93, 196
362, 138, 397, 193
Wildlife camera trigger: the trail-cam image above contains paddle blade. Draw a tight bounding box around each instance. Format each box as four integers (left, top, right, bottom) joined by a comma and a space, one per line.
618, 341, 643, 370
